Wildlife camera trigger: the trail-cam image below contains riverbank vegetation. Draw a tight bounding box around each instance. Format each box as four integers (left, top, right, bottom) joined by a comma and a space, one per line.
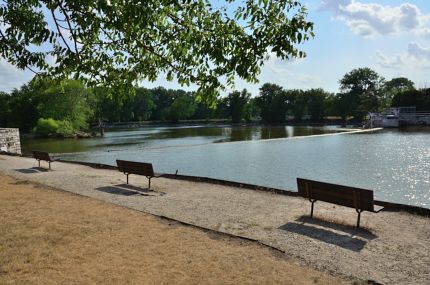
0, 68, 428, 137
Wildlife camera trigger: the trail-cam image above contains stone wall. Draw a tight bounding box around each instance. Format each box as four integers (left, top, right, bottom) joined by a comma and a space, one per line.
0, 128, 21, 154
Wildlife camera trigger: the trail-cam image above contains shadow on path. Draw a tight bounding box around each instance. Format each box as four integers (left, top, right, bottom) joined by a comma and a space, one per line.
295, 216, 378, 240
15, 167, 49, 174
279, 216, 378, 252
95, 184, 159, 197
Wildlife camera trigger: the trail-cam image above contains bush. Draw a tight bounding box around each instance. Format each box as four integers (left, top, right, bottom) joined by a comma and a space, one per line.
33, 118, 59, 136
33, 118, 79, 137
57, 120, 75, 137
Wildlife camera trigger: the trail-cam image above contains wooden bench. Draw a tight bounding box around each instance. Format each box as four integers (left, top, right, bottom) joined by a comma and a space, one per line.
116, 160, 175, 189
297, 178, 384, 228
32, 150, 57, 169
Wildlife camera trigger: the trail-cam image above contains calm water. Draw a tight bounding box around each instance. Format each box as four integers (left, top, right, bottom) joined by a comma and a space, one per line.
22, 125, 430, 208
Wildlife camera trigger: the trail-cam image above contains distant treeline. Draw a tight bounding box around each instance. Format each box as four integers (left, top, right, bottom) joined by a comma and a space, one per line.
0, 67, 429, 137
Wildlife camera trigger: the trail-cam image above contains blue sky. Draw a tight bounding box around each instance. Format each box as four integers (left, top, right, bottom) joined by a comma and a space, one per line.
1, 0, 430, 96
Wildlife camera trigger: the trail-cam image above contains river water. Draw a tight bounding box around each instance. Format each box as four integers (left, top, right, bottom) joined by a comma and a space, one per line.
21, 125, 430, 208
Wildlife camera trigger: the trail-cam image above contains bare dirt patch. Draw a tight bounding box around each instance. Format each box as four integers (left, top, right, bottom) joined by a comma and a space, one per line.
0, 175, 348, 285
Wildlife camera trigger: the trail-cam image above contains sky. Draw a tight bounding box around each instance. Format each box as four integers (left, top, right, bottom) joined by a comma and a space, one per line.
1, 0, 430, 97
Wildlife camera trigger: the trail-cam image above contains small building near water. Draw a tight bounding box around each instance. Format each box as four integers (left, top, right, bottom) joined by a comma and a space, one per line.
367, 106, 430, 128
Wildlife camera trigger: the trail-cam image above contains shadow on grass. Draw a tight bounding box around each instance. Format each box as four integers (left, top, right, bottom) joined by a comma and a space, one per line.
15, 167, 49, 174
279, 216, 378, 252
95, 184, 159, 197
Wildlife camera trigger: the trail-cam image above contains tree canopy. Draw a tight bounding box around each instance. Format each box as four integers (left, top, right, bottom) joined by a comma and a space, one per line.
0, 0, 313, 100
339, 67, 385, 118
255, 83, 290, 123
227, 89, 251, 123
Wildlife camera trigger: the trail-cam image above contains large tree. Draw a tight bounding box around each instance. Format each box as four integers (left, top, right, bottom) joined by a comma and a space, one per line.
305, 88, 329, 121
339, 67, 385, 118
255, 83, 289, 123
392, 88, 430, 111
383, 77, 415, 108
227, 89, 251, 123
0, 0, 313, 101
0, 91, 10, 126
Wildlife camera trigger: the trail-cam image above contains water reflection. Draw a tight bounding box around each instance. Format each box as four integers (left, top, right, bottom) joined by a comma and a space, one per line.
22, 125, 345, 154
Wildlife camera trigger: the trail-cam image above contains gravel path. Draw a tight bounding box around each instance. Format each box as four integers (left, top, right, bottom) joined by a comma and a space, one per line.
1, 155, 429, 284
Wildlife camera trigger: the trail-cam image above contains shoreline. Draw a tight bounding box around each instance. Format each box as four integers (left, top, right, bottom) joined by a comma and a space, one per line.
58, 157, 430, 215
2, 149, 429, 217
1, 154, 429, 284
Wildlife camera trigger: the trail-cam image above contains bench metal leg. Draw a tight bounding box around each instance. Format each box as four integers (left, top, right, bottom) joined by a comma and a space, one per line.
126, 174, 129, 184
38, 160, 40, 167
148, 177, 151, 189
48, 161, 51, 170
309, 199, 316, 218
356, 209, 363, 228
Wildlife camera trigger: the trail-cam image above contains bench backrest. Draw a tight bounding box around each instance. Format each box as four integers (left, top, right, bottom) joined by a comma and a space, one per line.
32, 151, 52, 161
297, 178, 375, 211
116, 160, 155, 177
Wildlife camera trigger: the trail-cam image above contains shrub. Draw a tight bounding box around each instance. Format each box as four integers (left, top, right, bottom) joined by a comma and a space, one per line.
57, 120, 75, 137
33, 118, 59, 136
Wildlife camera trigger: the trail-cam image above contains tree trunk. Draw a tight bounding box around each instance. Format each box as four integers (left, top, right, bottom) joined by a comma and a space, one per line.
98, 118, 105, 137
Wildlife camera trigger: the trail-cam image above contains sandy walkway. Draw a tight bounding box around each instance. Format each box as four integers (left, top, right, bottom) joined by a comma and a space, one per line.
1, 155, 429, 284
0, 175, 347, 284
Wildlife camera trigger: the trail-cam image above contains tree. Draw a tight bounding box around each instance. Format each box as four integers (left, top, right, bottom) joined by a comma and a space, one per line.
151, 87, 174, 121
383, 77, 415, 108
333, 93, 354, 126
288, 89, 306, 121
166, 93, 195, 122
0, 92, 10, 126
227, 89, 251, 123
392, 88, 430, 111
305, 89, 329, 121
0, 1, 313, 101
35, 78, 92, 132
7, 84, 41, 132
255, 83, 289, 123
133, 88, 155, 121
339, 67, 385, 118
385, 77, 415, 93
192, 98, 217, 120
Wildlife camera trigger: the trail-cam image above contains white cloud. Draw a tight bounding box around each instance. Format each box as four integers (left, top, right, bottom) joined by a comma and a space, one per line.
422, 28, 430, 39
376, 50, 405, 68
376, 43, 430, 69
321, 1, 430, 38
0, 60, 34, 92
298, 74, 322, 85
408, 42, 430, 60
